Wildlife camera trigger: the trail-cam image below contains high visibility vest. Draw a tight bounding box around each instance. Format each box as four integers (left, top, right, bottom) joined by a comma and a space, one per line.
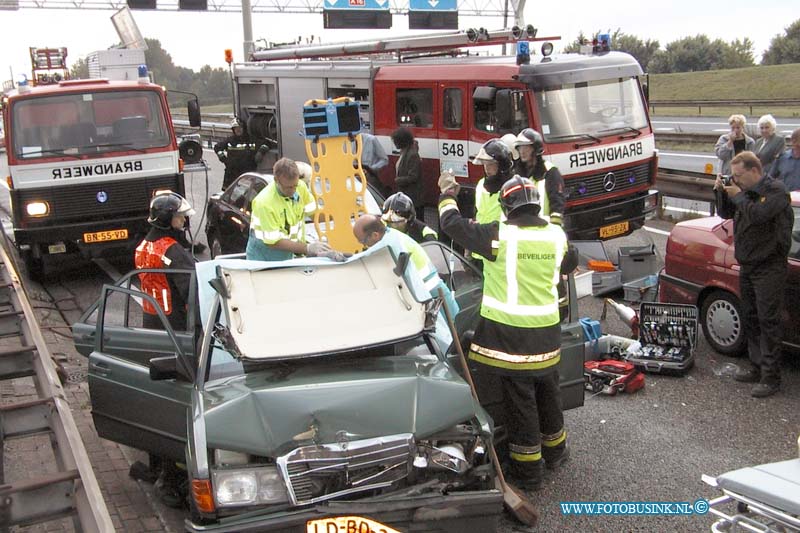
474, 178, 504, 225
527, 161, 554, 218
249, 180, 316, 246
134, 237, 178, 316
481, 222, 566, 329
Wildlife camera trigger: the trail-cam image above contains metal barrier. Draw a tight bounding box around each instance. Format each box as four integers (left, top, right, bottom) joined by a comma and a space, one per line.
649, 98, 800, 115
656, 167, 717, 214
0, 237, 114, 532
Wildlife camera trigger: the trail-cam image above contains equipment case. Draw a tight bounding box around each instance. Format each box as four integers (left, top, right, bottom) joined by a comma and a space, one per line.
624, 302, 698, 375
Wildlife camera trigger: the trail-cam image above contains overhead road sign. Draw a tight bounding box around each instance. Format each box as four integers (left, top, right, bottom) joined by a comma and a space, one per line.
409, 0, 457, 29
127, 0, 156, 9
179, 0, 207, 8
0, 0, 19, 10
323, 0, 391, 29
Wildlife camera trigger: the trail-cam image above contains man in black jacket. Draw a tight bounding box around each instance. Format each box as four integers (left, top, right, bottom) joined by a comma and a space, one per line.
716, 151, 793, 398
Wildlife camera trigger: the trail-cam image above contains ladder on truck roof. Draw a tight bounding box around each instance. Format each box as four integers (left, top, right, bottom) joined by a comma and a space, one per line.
250, 25, 560, 62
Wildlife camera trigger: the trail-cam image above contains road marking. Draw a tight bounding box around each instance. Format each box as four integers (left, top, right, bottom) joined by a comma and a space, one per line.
712, 128, 728, 132
655, 127, 675, 131
652, 120, 800, 127
93, 258, 142, 306
644, 226, 670, 236
660, 152, 715, 159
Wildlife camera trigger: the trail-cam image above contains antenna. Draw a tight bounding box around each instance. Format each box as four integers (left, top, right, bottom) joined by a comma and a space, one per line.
111, 7, 148, 50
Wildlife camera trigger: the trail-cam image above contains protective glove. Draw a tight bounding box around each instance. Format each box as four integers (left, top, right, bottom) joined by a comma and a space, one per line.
438, 169, 459, 196
321, 250, 348, 262
306, 241, 334, 257
216, 153, 227, 164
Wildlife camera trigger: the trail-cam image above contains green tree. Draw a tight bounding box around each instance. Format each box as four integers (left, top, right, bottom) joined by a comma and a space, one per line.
762, 19, 800, 65
70, 57, 89, 79
562, 29, 660, 71
649, 35, 754, 73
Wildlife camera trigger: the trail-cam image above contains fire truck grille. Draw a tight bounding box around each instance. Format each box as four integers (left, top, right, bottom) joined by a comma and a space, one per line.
18, 176, 179, 222
565, 161, 652, 200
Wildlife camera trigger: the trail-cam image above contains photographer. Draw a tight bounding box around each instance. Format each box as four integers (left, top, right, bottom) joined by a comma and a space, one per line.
715, 151, 792, 398
715, 114, 755, 176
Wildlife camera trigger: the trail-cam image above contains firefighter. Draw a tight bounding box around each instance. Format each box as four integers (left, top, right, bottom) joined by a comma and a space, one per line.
382, 192, 438, 243
514, 128, 566, 226
437, 172, 578, 490
134, 192, 196, 332
473, 139, 515, 225
246, 157, 346, 262
133, 191, 197, 508
214, 117, 262, 190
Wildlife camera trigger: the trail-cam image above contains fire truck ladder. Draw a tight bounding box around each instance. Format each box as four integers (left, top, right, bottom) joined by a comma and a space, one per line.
250, 25, 559, 61
0, 238, 113, 531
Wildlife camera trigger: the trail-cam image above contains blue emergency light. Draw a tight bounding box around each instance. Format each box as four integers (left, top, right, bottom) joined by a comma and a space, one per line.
302, 98, 362, 139
138, 65, 148, 78
516, 41, 530, 65
595, 33, 611, 53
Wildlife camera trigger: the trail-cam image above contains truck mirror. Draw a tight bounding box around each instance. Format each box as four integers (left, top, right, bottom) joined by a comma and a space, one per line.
495, 89, 513, 131
150, 355, 178, 381
187, 99, 202, 128
641, 74, 650, 105
472, 86, 496, 103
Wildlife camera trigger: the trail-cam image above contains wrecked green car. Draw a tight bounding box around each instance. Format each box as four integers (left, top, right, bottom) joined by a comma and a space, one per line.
72, 243, 584, 532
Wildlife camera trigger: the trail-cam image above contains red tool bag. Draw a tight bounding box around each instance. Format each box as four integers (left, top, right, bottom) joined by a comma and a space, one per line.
584, 359, 645, 396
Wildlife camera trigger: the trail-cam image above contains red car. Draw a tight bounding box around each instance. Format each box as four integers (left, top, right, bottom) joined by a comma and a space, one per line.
658, 191, 800, 355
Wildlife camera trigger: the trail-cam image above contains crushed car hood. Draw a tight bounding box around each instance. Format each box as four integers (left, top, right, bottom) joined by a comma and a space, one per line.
201, 356, 484, 457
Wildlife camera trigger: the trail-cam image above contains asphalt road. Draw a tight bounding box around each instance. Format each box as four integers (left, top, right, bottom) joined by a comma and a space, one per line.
0, 153, 798, 532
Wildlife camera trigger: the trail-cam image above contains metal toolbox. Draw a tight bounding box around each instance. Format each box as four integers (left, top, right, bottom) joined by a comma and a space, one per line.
618, 244, 658, 283
623, 275, 659, 303
624, 302, 698, 375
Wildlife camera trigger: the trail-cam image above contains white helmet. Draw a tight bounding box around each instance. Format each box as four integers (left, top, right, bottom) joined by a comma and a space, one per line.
500, 133, 520, 160
230, 117, 243, 129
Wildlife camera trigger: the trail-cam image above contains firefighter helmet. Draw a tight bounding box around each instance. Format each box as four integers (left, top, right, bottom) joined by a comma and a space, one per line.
230, 117, 243, 130
148, 192, 196, 229
500, 133, 520, 160
515, 128, 545, 156
472, 139, 514, 177
500, 175, 541, 217
382, 192, 416, 223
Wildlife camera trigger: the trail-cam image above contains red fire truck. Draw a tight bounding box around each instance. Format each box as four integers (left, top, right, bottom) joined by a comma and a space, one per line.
1, 72, 198, 277
234, 27, 658, 240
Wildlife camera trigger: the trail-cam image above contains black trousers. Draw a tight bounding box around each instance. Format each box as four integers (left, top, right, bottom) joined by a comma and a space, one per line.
471, 366, 565, 478
739, 261, 786, 382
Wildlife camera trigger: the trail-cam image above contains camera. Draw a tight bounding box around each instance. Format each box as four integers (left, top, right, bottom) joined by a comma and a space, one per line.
721, 175, 733, 186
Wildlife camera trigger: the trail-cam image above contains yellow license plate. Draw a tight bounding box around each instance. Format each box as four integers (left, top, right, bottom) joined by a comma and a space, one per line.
306, 516, 401, 533
599, 221, 629, 239
83, 229, 129, 243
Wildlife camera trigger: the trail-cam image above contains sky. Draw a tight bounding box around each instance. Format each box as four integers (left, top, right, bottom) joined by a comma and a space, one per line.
0, 0, 794, 83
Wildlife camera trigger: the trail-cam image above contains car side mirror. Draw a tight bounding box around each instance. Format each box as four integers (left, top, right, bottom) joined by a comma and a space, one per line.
187, 99, 202, 128
150, 355, 178, 381
792, 230, 800, 243
495, 89, 513, 131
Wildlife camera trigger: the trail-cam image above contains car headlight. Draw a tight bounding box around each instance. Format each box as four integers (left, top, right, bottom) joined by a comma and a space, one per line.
416, 443, 469, 474
26, 201, 49, 217
212, 466, 289, 507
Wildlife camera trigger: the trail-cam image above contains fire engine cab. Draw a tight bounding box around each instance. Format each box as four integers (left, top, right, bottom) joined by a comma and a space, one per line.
0, 69, 195, 277
233, 27, 658, 241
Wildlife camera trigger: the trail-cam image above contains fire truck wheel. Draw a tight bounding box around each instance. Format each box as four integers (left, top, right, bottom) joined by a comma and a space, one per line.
700, 290, 745, 356
22, 250, 44, 281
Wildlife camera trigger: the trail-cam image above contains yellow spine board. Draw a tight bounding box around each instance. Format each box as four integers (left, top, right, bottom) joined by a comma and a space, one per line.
305, 134, 369, 255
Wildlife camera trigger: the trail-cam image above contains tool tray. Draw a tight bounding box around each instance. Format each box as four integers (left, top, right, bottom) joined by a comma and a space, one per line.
624, 302, 698, 375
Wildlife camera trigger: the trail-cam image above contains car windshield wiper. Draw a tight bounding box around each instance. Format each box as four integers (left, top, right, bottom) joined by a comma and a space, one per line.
20, 148, 81, 160
547, 133, 601, 144
89, 142, 148, 154
598, 126, 642, 136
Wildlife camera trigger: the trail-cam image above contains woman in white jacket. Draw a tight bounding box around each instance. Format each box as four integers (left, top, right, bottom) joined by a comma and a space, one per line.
753, 114, 785, 176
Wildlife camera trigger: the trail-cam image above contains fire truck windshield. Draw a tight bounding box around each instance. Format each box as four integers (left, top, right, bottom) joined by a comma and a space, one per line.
11, 89, 170, 160
534, 77, 648, 142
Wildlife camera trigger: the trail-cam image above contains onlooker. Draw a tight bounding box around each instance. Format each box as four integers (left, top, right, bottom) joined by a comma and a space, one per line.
360, 132, 389, 196
391, 127, 424, 220
715, 114, 755, 176
769, 128, 800, 191
753, 115, 785, 176
715, 151, 792, 398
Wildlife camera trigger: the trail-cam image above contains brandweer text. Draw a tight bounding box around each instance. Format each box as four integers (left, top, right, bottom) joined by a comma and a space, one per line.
52, 161, 143, 179
569, 141, 643, 168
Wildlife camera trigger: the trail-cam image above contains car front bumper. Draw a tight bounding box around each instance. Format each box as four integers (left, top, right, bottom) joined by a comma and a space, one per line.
186, 489, 503, 533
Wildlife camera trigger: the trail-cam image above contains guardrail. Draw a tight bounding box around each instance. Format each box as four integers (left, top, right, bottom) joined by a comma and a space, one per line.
649, 98, 800, 115
657, 167, 718, 214
0, 236, 114, 531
